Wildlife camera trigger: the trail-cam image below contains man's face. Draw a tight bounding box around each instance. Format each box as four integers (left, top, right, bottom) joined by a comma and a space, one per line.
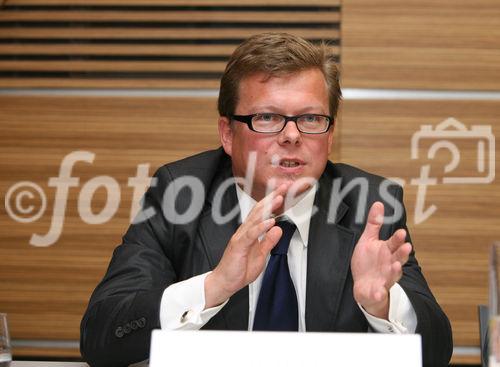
218, 68, 334, 201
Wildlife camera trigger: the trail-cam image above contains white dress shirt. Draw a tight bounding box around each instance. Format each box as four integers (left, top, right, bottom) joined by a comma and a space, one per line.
160, 185, 417, 334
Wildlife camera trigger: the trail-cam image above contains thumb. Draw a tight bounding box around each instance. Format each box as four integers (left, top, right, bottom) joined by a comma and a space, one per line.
360, 202, 384, 242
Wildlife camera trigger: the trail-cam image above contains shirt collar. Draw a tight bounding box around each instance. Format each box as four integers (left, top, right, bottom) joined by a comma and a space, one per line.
235, 183, 317, 248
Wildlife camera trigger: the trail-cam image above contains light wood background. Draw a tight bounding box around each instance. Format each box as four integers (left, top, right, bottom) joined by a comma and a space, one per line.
341, 100, 500, 348
0, 0, 340, 88
342, 0, 500, 90
2, 96, 499, 364
0, 96, 222, 357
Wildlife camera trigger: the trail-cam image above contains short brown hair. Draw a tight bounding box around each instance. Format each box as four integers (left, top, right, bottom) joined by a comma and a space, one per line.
217, 32, 341, 119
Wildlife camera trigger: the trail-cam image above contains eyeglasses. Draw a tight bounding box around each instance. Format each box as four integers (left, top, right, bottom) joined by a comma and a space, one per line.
230, 113, 333, 134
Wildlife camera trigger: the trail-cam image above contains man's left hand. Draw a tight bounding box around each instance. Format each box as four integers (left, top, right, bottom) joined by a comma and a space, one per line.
351, 202, 412, 320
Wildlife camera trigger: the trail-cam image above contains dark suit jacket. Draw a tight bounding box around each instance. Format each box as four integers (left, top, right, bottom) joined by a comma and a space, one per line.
80, 148, 453, 367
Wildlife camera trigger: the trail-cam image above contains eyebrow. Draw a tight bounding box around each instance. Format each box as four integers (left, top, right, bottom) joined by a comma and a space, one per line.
250, 106, 327, 114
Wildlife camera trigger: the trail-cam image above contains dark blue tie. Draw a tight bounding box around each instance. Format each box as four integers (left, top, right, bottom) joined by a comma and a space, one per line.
253, 220, 299, 331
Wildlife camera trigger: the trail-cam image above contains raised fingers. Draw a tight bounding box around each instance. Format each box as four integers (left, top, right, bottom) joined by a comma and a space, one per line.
259, 225, 284, 255
386, 228, 407, 253
359, 202, 384, 242
391, 242, 412, 265
389, 261, 404, 284
244, 217, 276, 244
246, 183, 289, 225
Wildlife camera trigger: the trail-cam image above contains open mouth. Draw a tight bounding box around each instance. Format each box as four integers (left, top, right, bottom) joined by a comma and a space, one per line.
280, 160, 300, 168
279, 159, 303, 168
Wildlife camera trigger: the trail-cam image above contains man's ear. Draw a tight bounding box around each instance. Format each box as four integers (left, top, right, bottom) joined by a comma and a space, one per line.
218, 116, 233, 156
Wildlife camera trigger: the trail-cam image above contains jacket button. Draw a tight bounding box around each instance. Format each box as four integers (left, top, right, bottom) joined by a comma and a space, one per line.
138, 317, 146, 328
123, 323, 131, 334
130, 320, 139, 330
115, 327, 124, 338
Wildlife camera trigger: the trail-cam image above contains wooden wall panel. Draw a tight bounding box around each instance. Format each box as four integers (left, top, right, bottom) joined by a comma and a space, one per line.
6, 0, 341, 5
0, 95, 221, 356
0, 1, 341, 89
342, 0, 500, 90
0, 94, 341, 357
339, 99, 500, 351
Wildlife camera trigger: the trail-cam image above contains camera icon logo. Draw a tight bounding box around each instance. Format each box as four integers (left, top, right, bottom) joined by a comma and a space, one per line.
411, 117, 495, 184
410, 117, 495, 224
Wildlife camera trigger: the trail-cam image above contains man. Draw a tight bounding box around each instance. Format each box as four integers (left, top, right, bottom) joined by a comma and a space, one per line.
81, 33, 452, 367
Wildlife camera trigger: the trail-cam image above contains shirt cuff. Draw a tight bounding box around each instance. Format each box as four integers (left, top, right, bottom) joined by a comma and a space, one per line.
358, 283, 417, 334
160, 271, 228, 330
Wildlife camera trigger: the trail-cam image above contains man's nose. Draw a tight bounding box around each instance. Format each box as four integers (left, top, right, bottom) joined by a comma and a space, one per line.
278, 119, 301, 145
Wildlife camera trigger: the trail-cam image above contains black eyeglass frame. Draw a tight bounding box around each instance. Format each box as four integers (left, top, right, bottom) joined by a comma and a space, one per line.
230, 113, 334, 134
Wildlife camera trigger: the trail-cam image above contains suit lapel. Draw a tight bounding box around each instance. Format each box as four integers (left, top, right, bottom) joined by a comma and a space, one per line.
305, 172, 355, 331
198, 162, 249, 330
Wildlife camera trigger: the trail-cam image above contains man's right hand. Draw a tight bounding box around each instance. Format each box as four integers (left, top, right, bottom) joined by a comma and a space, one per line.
204, 183, 290, 309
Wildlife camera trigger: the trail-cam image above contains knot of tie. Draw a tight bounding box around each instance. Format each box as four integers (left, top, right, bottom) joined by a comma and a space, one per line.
271, 220, 296, 255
